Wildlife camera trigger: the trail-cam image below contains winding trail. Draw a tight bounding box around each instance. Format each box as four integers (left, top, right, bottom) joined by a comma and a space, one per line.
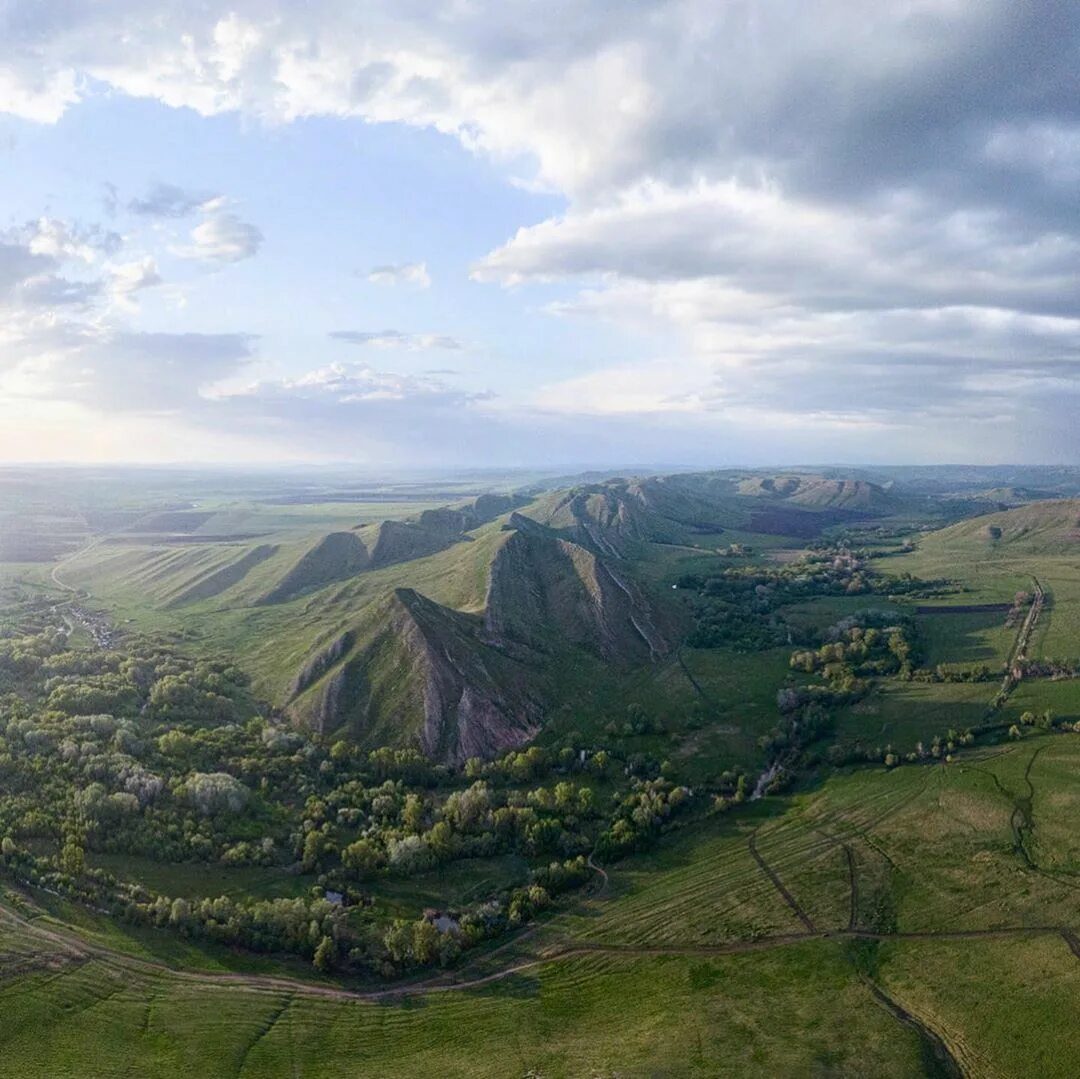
587, 852, 609, 896
4, 895, 1080, 1010
1062, 930, 1080, 961
1011, 745, 1045, 869
965, 745, 1080, 897
676, 647, 720, 712
49, 535, 99, 595
990, 575, 1045, 713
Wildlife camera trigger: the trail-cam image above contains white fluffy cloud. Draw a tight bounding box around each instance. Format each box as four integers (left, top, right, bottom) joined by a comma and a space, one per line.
0, 321, 257, 412
22, 217, 120, 264
175, 210, 263, 263
367, 262, 431, 288
108, 257, 163, 296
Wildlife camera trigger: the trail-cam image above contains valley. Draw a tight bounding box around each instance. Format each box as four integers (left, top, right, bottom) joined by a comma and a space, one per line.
3, 463, 1080, 1075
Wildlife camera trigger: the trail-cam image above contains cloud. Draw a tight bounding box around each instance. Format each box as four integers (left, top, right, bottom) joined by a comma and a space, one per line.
175, 211, 263, 263
2, 323, 257, 412
234, 361, 478, 405
0, 66, 78, 123
5, 2, 1080, 462
101, 181, 119, 217
0, 241, 54, 298
330, 329, 461, 350
366, 261, 431, 288
128, 182, 220, 218
107, 257, 163, 296
22, 217, 121, 264
195, 361, 504, 462
17, 275, 102, 308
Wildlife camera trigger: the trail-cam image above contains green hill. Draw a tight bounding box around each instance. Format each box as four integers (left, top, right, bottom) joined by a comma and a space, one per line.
920, 499, 1080, 555
283, 519, 671, 762
734, 473, 901, 513
53, 469, 919, 763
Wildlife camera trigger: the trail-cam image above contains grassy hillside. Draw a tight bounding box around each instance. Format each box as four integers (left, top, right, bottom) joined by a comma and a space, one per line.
894, 499, 1080, 659
919, 499, 1080, 555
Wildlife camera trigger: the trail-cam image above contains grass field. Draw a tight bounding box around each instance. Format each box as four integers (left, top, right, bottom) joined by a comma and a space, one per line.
834, 681, 993, 749
891, 505, 1080, 663
916, 609, 1015, 668
0, 936, 928, 1078
9, 484, 1080, 1074
11, 735, 1080, 1075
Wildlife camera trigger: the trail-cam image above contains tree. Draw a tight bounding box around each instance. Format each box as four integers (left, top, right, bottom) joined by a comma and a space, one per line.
412, 920, 440, 965
302, 829, 331, 872
342, 838, 382, 879
169, 897, 191, 928
387, 835, 435, 875
313, 934, 336, 972
427, 820, 455, 860
402, 793, 425, 833
59, 835, 85, 877
181, 772, 250, 816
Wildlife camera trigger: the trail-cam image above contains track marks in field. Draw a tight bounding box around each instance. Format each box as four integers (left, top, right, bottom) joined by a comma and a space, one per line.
235, 991, 294, 1078
748, 832, 817, 932
843, 844, 859, 931
861, 975, 962, 1079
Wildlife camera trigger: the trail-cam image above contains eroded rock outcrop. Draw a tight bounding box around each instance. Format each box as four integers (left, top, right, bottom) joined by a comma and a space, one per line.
483, 528, 667, 660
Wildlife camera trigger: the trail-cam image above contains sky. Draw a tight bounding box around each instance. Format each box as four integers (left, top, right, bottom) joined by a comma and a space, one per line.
1, 0, 1079, 468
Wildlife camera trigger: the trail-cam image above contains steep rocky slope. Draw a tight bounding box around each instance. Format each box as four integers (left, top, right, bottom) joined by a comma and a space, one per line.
483, 526, 666, 660
288, 587, 546, 764
286, 520, 670, 763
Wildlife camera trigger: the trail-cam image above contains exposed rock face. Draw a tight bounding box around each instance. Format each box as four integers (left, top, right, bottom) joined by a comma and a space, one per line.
417, 494, 523, 537
389, 588, 543, 763
534, 486, 651, 556
368, 519, 461, 568
285, 514, 667, 764
470, 493, 525, 523
289, 630, 354, 697
526, 479, 731, 555
261, 492, 532, 606
293, 587, 543, 764
310, 663, 356, 736
483, 528, 667, 660
734, 474, 892, 512
786, 478, 888, 511
415, 507, 475, 538
258, 532, 370, 605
